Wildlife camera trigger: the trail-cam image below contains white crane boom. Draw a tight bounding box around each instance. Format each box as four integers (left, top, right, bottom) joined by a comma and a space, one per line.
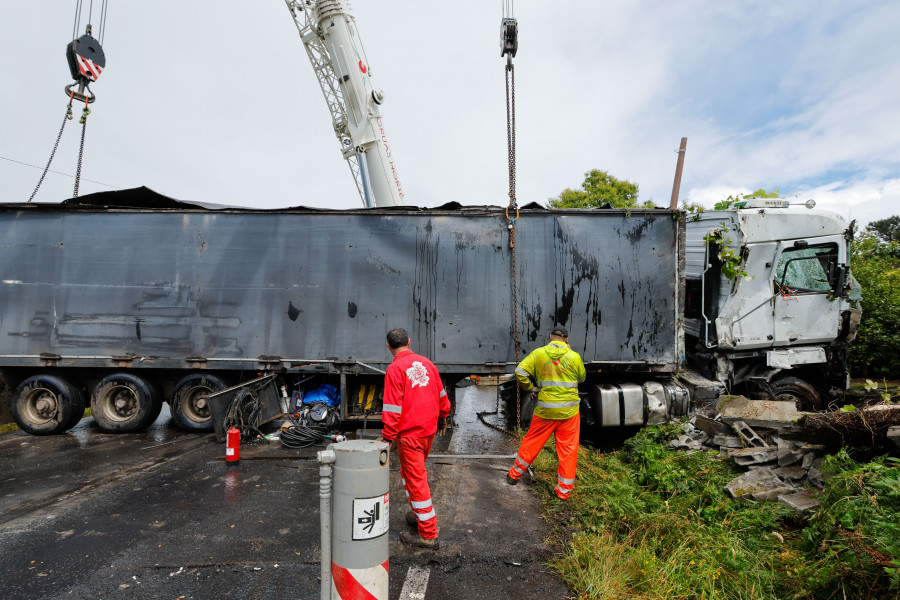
284, 0, 405, 207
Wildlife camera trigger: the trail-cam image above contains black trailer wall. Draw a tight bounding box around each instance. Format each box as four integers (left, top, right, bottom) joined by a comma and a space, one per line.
0, 191, 684, 374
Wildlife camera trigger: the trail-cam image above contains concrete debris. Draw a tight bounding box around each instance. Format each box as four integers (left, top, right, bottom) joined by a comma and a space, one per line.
777, 490, 822, 514
773, 466, 807, 481
724, 467, 785, 500
712, 435, 743, 448
692, 415, 733, 437
716, 395, 804, 428
732, 420, 767, 448
730, 446, 778, 466
669, 426, 709, 451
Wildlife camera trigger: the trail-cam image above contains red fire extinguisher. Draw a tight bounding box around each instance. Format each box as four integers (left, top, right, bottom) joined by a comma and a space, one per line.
226, 427, 240, 466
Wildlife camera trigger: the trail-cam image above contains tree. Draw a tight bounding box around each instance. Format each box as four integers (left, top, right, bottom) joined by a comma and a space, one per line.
865, 216, 900, 244
848, 224, 900, 378
549, 169, 652, 209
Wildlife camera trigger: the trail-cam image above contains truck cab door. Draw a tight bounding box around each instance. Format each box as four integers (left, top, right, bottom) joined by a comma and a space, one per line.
771, 235, 845, 346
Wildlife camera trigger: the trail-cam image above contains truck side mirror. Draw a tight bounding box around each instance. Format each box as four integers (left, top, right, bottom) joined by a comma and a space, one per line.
834, 265, 848, 297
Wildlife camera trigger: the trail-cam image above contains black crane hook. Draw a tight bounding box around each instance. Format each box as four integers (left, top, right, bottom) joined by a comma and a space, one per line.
65, 24, 105, 104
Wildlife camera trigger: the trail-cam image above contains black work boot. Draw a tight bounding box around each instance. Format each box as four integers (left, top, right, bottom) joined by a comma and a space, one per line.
400, 529, 440, 550
506, 473, 518, 486
405, 511, 418, 528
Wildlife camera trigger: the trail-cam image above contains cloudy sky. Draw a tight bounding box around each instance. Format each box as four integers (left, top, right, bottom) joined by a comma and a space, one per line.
3, 1, 898, 226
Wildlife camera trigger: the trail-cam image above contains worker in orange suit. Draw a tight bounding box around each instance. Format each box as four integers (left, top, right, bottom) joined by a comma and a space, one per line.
378, 327, 450, 549
507, 325, 585, 499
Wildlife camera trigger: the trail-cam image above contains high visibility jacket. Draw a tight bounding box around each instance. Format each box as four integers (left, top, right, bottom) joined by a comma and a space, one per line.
515, 340, 586, 420
382, 349, 450, 442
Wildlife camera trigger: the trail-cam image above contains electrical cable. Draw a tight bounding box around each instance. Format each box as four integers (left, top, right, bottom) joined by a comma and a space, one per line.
280, 402, 340, 448
223, 388, 267, 442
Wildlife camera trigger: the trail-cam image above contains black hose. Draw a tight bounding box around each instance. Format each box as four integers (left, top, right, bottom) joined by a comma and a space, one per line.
280, 421, 332, 449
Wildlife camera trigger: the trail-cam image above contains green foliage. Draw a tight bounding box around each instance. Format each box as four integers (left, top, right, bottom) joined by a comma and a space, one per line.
714, 189, 781, 210
796, 450, 900, 596
866, 216, 900, 244
550, 169, 654, 209
848, 228, 900, 377
531, 424, 900, 600
703, 226, 752, 281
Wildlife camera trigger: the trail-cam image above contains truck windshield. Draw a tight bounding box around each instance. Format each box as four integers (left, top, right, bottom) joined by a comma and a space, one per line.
775, 243, 838, 294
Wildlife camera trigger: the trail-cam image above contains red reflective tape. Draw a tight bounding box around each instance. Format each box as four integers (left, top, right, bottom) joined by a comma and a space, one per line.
381, 558, 389, 571
332, 562, 381, 600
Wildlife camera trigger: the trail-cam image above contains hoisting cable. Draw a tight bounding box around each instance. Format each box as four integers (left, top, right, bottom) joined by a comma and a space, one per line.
31, 0, 108, 201
477, 1, 522, 436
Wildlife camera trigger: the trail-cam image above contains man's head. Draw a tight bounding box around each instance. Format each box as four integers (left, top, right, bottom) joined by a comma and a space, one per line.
550, 325, 568, 342
386, 328, 410, 351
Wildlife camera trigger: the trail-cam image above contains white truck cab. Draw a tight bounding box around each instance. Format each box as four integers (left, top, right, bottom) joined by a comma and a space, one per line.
684, 198, 860, 409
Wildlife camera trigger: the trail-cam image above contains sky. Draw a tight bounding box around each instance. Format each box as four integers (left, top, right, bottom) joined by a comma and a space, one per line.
3, 1, 899, 227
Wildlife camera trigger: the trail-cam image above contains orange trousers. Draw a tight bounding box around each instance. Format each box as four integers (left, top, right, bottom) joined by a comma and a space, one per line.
397, 435, 438, 539
508, 414, 580, 499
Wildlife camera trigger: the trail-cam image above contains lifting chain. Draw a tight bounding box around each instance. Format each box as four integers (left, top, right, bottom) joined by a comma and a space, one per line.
475, 382, 518, 437
73, 103, 91, 198
28, 102, 74, 202
505, 57, 522, 431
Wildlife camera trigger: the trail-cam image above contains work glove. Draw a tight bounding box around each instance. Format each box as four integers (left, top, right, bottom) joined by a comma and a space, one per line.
438, 417, 449, 436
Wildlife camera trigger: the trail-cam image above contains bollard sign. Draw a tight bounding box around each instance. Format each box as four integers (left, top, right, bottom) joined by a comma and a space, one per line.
352, 492, 390, 540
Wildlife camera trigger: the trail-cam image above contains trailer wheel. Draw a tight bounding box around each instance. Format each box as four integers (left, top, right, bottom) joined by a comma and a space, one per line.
170, 374, 228, 432
90, 373, 161, 432
771, 376, 822, 411
12, 375, 85, 435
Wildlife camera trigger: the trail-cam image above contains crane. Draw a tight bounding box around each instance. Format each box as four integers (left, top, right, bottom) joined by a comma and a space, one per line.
284, 0, 405, 208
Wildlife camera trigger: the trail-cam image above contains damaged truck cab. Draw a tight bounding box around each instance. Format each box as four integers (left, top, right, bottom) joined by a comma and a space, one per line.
684, 198, 861, 410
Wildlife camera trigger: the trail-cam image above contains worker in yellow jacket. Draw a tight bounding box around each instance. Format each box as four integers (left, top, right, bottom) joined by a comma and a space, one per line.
506, 325, 585, 499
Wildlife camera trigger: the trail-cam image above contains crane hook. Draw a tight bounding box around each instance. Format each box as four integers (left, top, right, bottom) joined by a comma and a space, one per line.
65, 24, 105, 104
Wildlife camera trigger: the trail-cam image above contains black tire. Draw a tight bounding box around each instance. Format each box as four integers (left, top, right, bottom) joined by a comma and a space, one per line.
771, 375, 821, 411
90, 373, 160, 432
170, 374, 228, 432
12, 375, 85, 435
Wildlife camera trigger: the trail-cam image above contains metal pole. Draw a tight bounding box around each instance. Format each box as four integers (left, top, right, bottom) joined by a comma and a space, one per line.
669, 137, 688, 210
317, 448, 336, 600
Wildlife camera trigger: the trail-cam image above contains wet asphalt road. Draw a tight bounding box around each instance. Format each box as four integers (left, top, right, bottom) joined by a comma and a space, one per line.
0, 385, 569, 599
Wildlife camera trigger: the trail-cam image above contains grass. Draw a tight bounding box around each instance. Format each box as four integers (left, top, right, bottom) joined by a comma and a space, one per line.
528, 422, 900, 600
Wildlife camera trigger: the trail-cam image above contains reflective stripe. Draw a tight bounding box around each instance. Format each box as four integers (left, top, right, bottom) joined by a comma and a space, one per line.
537, 401, 580, 408
440, 389, 447, 397
417, 509, 436, 521
515, 366, 530, 378
537, 380, 578, 388
555, 486, 570, 498
558, 475, 575, 485
410, 499, 432, 510
516, 454, 530, 467
382, 403, 402, 414
512, 463, 526, 475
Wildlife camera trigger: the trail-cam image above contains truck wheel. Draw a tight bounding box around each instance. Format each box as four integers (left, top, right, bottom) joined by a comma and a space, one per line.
170, 374, 228, 432
90, 373, 160, 432
12, 375, 85, 435
771, 376, 821, 411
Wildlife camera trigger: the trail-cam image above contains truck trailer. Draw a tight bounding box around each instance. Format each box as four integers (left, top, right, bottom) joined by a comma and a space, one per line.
0, 189, 858, 436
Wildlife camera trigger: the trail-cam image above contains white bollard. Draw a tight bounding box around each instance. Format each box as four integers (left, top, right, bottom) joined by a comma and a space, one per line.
326, 440, 390, 600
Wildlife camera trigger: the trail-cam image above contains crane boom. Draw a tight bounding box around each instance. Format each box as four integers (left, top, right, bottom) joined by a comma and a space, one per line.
284, 0, 405, 207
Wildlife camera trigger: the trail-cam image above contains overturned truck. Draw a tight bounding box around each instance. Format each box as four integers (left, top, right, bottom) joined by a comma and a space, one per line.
0, 189, 857, 435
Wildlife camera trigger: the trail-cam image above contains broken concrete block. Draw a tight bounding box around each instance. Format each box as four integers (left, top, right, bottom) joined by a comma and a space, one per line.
713, 435, 743, 448
730, 446, 778, 466
692, 415, 734, 437
750, 485, 797, 502
778, 490, 822, 514
717, 396, 804, 428
733, 420, 767, 448
669, 434, 704, 451
888, 426, 900, 449
801, 452, 815, 470
725, 467, 784, 500
773, 466, 807, 481
806, 457, 833, 489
